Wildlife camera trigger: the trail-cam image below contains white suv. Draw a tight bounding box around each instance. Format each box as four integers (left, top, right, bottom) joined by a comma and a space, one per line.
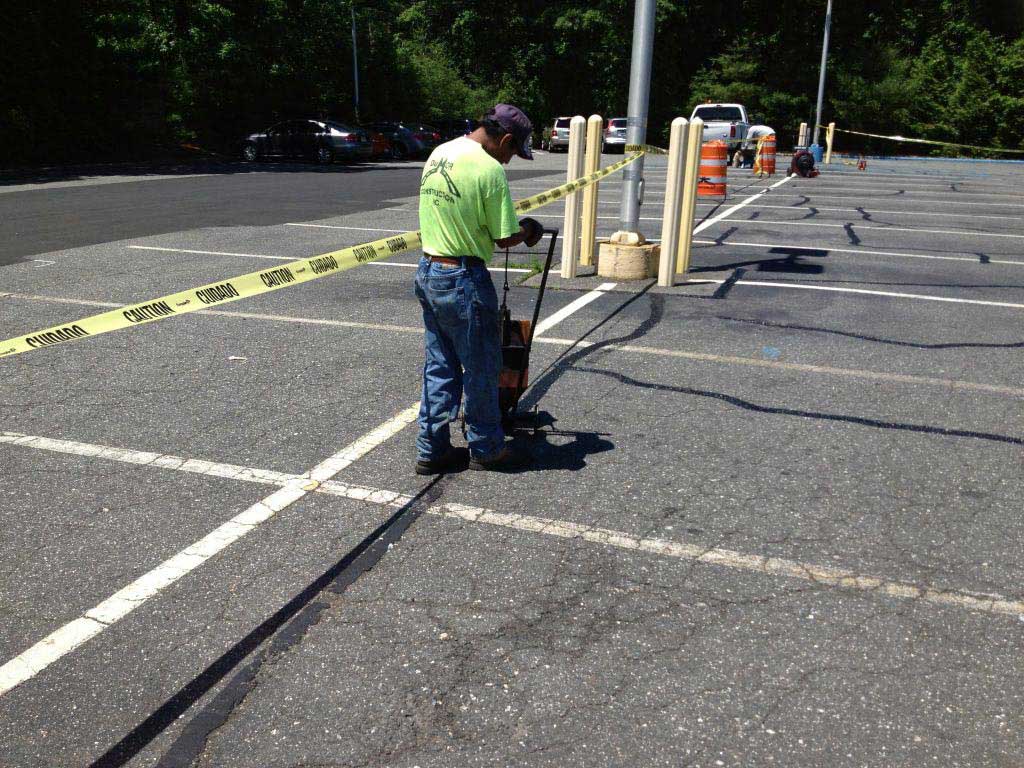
604, 117, 628, 152
547, 117, 572, 151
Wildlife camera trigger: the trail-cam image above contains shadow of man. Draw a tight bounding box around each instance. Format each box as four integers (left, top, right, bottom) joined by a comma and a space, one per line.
502, 411, 614, 473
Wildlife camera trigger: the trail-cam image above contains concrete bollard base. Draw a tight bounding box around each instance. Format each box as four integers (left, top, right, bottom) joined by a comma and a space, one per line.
609, 230, 646, 246
597, 241, 660, 280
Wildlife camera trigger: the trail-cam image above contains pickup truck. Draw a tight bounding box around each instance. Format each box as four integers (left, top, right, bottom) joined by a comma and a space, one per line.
690, 103, 751, 148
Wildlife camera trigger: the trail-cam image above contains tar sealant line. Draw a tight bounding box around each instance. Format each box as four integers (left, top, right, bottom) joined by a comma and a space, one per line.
2, 431, 1021, 621
694, 279, 1024, 309
714, 217, 1024, 240
0, 404, 420, 699
690, 239, 1024, 267
691, 174, 796, 236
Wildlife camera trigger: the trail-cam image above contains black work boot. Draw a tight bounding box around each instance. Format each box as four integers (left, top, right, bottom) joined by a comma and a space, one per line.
468, 446, 525, 472
414, 447, 469, 476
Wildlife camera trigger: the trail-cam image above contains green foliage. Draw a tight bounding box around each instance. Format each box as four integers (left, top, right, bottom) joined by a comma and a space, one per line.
1, 0, 1021, 164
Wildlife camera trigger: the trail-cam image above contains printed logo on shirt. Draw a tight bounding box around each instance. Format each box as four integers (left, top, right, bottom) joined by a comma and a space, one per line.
421, 158, 461, 203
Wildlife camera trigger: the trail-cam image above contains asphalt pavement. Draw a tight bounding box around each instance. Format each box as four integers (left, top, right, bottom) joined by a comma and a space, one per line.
1, 148, 1023, 767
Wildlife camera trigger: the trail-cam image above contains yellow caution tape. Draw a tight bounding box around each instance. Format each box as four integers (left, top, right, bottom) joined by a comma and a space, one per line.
0, 151, 648, 359
514, 151, 642, 213
624, 144, 669, 155
820, 126, 1024, 155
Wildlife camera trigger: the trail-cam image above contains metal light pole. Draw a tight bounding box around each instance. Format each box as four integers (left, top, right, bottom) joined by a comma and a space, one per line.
812, 0, 833, 146
617, 0, 656, 238
351, 5, 360, 121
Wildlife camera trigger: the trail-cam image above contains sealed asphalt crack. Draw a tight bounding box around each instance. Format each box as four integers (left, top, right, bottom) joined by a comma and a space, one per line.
571, 365, 1024, 446
87, 475, 450, 768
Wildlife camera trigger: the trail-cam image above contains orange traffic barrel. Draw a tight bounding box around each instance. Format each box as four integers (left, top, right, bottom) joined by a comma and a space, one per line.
698, 140, 728, 197
754, 134, 776, 177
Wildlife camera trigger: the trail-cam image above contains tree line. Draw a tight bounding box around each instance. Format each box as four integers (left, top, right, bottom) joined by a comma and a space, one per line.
2, 0, 1022, 165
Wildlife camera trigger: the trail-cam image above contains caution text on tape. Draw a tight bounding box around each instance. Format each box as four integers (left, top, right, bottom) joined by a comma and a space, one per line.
1, 151, 649, 359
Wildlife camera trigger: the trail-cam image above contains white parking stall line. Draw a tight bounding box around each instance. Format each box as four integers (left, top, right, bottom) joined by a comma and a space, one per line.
741, 192, 1024, 209
533, 283, 618, 337
0, 404, 419, 698
690, 239, 1024, 267
692, 174, 796, 235
776, 185, 1024, 199
532, 191, 1024, 212
713, 217, 1024, 240
514, 175, 1003, 191
4, 431, 1023, 622
695, 203, 1022, 221
0, 291, 427, 335
558, 200, 1023, 221
9, 291, 1024, 396
128, 245, 293, 261
532, 337, 1024, 398
700, 278, 1024, 309
285, 222, 411, 233
430, 505, 1024, 620
0, 270, 629, 696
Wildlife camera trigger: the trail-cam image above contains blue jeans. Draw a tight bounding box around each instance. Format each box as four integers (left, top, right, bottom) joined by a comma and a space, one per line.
414, 257, 505, 461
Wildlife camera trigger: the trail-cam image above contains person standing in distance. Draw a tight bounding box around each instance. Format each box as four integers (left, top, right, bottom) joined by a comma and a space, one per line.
414, 104, 544, 475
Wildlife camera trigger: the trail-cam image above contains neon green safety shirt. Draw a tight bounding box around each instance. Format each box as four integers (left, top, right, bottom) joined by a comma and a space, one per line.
419, 136, 519, 261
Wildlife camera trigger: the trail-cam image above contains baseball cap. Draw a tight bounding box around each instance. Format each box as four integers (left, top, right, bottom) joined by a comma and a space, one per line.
487, 104, 533, 160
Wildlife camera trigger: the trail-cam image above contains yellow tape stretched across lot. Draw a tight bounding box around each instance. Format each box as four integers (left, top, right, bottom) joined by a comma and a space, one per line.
624, 144, 669, 155
0, 152, 644, 359
821, 125, 1024, 155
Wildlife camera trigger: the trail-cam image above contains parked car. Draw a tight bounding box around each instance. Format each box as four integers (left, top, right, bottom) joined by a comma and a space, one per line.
690, 103, 752, 149
367, 130, 391, 159
242, 119, 372, 163
604, 117, 628, 152
363, 121, 442, 160
548, 117, 572, 152
436, 118, 479, 141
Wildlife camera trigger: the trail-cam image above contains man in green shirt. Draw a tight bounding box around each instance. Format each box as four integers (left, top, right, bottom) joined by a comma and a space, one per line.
414, 104, 543, 474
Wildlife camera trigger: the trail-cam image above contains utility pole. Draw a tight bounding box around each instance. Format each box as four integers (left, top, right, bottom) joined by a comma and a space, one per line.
812, 0, 833, 146
616, 0, 656, 239
351, 5, 360, 121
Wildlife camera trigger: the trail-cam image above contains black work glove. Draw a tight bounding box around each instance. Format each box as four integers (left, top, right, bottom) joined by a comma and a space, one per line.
519, 217, 544, 247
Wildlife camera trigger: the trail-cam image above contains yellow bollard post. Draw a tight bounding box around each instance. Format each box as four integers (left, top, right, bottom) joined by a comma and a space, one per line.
658, 118, 689, 287
676, 117, 703, 277
579, 114, 603, 267
825, 121, 836, 164
560, 116, 587, 279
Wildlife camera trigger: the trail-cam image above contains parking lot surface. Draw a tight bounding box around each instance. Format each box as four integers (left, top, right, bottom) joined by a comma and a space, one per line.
1, 150, 1022, 767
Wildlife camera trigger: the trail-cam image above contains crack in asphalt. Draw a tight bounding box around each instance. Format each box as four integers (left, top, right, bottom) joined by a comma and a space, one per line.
86, 475, 451, 768
570, 366, 1024, 447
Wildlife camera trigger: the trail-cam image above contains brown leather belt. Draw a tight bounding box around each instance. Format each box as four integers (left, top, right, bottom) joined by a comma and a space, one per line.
427, 255, 484, 267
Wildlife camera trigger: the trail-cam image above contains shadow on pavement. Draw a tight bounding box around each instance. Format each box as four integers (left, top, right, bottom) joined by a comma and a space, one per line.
573, 365, 1024, 447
